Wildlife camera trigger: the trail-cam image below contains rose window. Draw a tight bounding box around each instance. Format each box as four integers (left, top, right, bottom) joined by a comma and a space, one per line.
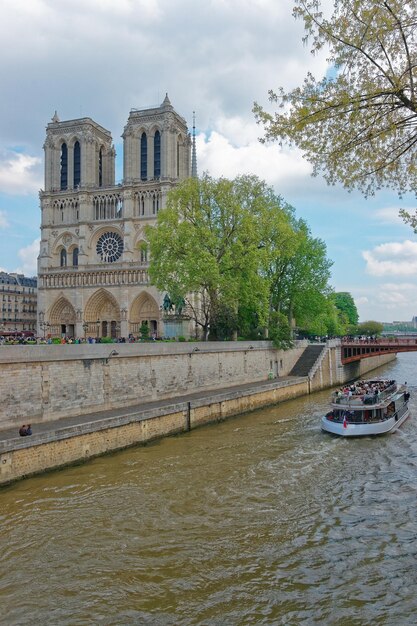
96, 231, 124, 263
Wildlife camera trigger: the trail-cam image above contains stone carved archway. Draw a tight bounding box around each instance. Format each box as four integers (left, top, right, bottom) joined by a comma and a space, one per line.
48, 296, 76, 337
130, 292, 159, 335
84, 289, 121, 337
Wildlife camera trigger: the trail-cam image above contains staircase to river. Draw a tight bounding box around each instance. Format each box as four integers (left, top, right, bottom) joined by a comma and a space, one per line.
289, 344, 325, 377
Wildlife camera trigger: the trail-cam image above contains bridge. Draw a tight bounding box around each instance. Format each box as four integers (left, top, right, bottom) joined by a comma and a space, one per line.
341, 338, 417, 364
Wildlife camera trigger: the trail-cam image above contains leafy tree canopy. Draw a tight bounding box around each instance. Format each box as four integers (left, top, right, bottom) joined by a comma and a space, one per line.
146, 174, 336, 343
254, 0, 417, 204
145, 174, 281, 339
333, 291, 359, 325
357, 320, 384, 335
267, 213, 333, 332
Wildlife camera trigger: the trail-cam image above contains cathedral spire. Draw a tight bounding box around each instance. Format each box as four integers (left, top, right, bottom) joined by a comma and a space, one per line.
191, 111, 198, 179
161, 93, 173, 110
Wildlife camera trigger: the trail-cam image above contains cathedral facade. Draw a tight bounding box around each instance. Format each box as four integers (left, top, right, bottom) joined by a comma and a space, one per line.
38, 95, 193, 339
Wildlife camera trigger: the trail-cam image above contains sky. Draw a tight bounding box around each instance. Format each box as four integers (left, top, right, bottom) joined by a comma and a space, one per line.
0, 0, 416, 324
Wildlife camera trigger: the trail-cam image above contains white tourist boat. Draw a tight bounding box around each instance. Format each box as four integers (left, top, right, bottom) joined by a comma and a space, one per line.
321, 379, 410, 437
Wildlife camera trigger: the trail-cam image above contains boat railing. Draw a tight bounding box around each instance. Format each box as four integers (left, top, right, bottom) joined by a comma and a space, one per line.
331, 382, 398, 406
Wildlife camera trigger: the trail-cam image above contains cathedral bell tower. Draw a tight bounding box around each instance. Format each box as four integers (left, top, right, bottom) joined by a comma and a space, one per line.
38, 97, 193, 341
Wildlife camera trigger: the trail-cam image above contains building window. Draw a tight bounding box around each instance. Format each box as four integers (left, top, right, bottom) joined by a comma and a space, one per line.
154, 131, 161, 178
73, 141, 81, 187
98, 147, 103, 187
96, 231, 124, 263
72, 247, 79, 267
60, 143, 68, 190
93, 194, 123, 220
141, 133, 147, 180
60, 249, 67, 267
177, 140, 180, 177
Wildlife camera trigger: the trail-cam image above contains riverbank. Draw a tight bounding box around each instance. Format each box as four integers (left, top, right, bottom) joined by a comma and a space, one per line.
0, 376, 307, 486
0, 340, 397, 486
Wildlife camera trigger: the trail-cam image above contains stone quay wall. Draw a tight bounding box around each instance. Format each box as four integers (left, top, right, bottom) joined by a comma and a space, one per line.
0, 341, 398, 485
0, 379, 308, 485
308, 340, 397, 392
0, 341, 307, 431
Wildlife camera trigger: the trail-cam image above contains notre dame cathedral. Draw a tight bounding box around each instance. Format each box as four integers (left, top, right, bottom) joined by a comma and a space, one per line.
37, 94, 196, 339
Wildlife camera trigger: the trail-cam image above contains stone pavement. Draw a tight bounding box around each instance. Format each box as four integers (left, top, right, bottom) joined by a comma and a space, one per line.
0, 376, 304, 452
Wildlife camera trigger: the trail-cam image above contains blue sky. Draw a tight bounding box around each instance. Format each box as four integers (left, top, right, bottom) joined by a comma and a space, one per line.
0, 0, 416, 323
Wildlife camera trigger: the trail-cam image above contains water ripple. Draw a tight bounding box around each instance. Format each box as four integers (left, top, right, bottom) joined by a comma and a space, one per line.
1, 353, 417, 625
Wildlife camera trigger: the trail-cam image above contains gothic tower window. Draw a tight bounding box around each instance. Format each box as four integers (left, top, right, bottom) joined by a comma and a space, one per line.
98, 147, 103, 187
73, 141, 81, 187
154, 130, 161, 178
177, 140, 180, 177
60, 249, 67, 267
140, 246, 148, 263
60, 143, 68, 190
72, 247, 79, 267
152, 193, 160, 215
141, 132, 147, 180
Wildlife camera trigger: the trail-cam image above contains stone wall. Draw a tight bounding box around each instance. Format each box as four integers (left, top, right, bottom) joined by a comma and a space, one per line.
309, 342, 397, 392
0, 379, 309, 485
0, 341, 307, 430
0, 340, 402, 486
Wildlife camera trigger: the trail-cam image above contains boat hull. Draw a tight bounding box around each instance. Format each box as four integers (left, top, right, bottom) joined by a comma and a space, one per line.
321, 409, 410, 437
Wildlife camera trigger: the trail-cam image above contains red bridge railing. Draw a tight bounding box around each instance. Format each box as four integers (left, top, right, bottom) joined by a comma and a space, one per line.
341, 338, 417, 364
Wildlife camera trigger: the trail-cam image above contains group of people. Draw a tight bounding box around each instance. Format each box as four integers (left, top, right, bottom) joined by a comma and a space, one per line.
1, 334, 163, 345
335, 379, 397, 404
19, 424, 32, 437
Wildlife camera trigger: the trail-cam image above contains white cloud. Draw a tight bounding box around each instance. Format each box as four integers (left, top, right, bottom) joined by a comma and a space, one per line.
363, 240, 417, 277
198, 129, 312, 190
373, 207, 413, 226
355, 296, 369, 305
0, 210, 9, 228
0, 152, 42, 195
352, 283, 417, 322
15, 239, 40, 277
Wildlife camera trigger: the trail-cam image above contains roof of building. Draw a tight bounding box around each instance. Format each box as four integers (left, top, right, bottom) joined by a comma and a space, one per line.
0, 272, 37, 287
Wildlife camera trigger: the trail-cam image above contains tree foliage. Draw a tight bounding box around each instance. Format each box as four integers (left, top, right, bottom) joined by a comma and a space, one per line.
333, 291, 359, 325
145, 174, 275, 340
146, 174, 335, 343
254, 1, 417, 203
266, 210, 333, 333
357, 320, 384, 335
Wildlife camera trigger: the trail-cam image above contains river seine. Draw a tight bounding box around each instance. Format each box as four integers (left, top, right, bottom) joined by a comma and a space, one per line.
1, 353, 417, 625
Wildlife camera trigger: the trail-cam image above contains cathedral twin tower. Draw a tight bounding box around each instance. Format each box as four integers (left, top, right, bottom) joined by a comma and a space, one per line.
38, 95, 193, 339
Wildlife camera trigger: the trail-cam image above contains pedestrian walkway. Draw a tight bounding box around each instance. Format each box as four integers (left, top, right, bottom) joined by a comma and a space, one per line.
0, 376, 305, 452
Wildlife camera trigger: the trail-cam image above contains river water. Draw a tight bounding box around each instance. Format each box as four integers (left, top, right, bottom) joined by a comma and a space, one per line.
1, 354, 417, 625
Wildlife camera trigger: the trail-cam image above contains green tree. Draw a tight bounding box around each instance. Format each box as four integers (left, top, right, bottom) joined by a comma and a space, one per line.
145, 174, 276, 340
267, 214, 333, 336
268, 311, 294, 349
139, 322, 150, 340
357, 320, 384, 335
254, 1, 417, 207
333, 292, 359, 326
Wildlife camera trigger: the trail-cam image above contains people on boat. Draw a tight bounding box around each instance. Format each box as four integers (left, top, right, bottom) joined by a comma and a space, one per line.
335, 379, 397, 404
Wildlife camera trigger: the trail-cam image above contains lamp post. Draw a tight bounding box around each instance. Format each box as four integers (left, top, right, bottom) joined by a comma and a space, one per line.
82, 321, 89, 340
40, 321, 51, 338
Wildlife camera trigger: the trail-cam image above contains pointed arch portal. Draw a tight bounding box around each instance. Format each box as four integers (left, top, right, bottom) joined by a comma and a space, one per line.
130, 292, 159, 335
84, 289, 121, 338
49, 296, 76, 338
